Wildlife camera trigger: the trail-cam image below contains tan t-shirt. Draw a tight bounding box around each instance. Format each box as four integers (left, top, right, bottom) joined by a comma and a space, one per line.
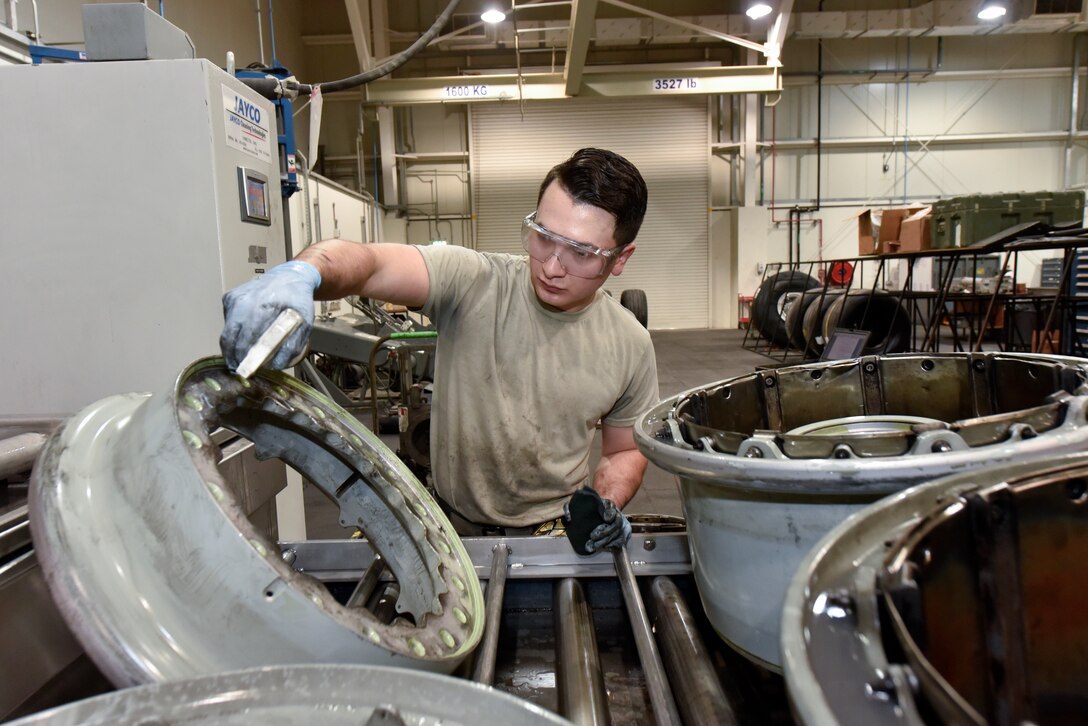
417, 245, 659, 527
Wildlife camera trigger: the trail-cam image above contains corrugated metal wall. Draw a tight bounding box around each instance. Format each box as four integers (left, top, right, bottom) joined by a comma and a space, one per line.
470, 96, 709, 329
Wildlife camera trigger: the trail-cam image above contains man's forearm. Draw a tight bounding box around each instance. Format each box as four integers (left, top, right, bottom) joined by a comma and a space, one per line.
592, 448, 648, 509
295, 239, 376, 301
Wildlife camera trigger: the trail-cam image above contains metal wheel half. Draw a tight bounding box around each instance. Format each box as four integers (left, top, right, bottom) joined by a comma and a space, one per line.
30, 357, 484, 687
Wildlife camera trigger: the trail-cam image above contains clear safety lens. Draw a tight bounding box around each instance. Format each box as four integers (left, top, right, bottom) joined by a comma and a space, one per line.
520, 212, 618, 279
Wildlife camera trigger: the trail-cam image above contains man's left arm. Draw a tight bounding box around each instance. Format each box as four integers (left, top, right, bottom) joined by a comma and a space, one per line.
592, 423, 648, 508
567, 423, 647, 553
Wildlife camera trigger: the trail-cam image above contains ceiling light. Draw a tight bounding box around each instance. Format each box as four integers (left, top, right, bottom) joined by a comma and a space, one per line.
977, 3, 1007, 20
481, 8, 506, 23
746, 2, 773, 20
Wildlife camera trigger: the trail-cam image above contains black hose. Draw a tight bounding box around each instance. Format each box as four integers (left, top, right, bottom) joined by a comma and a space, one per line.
319, 0, 461, 94
238, 0, 460, 100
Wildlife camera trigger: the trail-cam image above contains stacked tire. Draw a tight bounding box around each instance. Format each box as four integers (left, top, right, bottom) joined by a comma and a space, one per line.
620, 289, 648, 328
753, 273, 910, 359
751, 272, 820, 348
817, 290, 911, 356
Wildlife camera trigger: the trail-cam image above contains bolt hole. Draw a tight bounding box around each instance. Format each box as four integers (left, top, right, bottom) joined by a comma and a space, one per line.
920, 359, 935, 372
1066, 478, 1088, 503
810, 370, 823, 380
1028, 367, 1039, 379
263, 578, 284, 601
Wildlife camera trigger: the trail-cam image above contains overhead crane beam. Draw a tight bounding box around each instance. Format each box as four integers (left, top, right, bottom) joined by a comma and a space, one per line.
364, 65, 781, 105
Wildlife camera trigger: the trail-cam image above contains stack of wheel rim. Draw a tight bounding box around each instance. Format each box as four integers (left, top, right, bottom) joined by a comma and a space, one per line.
751, 269, 910, 358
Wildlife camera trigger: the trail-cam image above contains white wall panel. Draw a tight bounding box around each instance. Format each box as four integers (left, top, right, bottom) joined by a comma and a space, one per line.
768, 72, 1080, 204
287, 172, 376, 256
471, 96, 709, 329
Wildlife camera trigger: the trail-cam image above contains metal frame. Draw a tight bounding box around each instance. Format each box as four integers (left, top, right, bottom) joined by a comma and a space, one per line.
745, 236, 1088, 363
282, 532, 691, 582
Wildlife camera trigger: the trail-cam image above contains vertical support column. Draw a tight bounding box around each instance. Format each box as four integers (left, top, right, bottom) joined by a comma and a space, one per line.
742, 49, 760, 209
378, 106, 399, 207
370, 0, 399, 208
345, 1, 374, 197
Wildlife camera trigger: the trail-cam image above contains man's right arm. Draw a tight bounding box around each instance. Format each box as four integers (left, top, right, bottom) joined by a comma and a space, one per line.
296, 239, 429, 307
219, 240, 429, 370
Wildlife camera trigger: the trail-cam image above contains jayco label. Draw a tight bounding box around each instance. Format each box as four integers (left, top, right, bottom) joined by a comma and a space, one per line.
222, 86, 273, 163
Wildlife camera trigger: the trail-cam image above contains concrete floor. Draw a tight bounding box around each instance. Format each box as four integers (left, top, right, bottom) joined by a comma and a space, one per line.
303, 328, 769, 537
622, 328, 770, 518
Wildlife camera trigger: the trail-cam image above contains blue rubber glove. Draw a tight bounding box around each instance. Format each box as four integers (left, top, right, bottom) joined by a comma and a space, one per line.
220, 260, 322, 371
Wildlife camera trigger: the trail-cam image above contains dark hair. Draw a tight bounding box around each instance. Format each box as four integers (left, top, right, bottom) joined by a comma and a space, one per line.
537, 148, 648, 248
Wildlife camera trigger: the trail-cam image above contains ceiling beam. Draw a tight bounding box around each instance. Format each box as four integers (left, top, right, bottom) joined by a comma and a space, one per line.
563, 0, 598, 96
766, 0, 793, 66
343, 0, 373, 71
364, 65, 781, 105
599, 0, 766, 56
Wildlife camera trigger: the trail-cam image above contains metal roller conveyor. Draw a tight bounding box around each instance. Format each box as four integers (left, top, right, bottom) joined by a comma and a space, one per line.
650, 576, 740, 726
554, 577, 608, 726
614, 544, 682, 726
472, 542, 510, 685
287, 534, 771, 726
11, 359, 788, 725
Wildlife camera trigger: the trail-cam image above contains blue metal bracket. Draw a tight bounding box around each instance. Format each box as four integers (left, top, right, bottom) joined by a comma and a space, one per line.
235, 66, 300, 199
29, 45, 87, 64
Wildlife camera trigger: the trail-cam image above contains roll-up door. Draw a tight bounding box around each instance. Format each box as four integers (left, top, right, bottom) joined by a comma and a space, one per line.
470, 96, 709, 329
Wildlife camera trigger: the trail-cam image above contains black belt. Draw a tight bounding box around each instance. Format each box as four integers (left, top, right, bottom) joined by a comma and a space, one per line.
433, 494, 562, 537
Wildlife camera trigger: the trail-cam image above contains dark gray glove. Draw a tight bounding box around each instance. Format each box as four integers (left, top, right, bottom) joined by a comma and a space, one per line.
588, 497, 632, 553
563, 486, 632, 554
220, 260, 321, 370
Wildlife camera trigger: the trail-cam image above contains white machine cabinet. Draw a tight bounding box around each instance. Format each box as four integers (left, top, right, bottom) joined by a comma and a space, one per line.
0, 58, 287, 415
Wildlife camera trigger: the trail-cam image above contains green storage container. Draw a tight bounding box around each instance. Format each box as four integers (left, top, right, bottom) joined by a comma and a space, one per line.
931, 191, 1084, 248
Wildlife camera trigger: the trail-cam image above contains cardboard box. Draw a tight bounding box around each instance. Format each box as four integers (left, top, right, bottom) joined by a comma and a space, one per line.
1033, 329, 1060, 354
856, 206, 930, 255
898, 206, 933, 252
856, 209, 877, 255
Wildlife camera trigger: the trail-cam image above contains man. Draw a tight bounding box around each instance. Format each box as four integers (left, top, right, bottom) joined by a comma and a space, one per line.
220, 148, 658, 553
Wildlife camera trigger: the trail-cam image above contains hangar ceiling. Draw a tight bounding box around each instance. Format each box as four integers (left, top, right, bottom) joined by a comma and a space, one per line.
303, 0, 1088, 84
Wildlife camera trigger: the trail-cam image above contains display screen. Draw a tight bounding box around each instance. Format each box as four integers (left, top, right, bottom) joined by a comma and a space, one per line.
821, 330, 869, 362
237, 167, 272, 226
246, 176, 268, 219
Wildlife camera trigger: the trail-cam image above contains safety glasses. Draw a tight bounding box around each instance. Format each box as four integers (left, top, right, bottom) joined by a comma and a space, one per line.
520, 212, 620, 279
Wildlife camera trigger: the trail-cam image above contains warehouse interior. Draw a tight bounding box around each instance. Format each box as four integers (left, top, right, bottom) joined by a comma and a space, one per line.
4, 0, 1088, 723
